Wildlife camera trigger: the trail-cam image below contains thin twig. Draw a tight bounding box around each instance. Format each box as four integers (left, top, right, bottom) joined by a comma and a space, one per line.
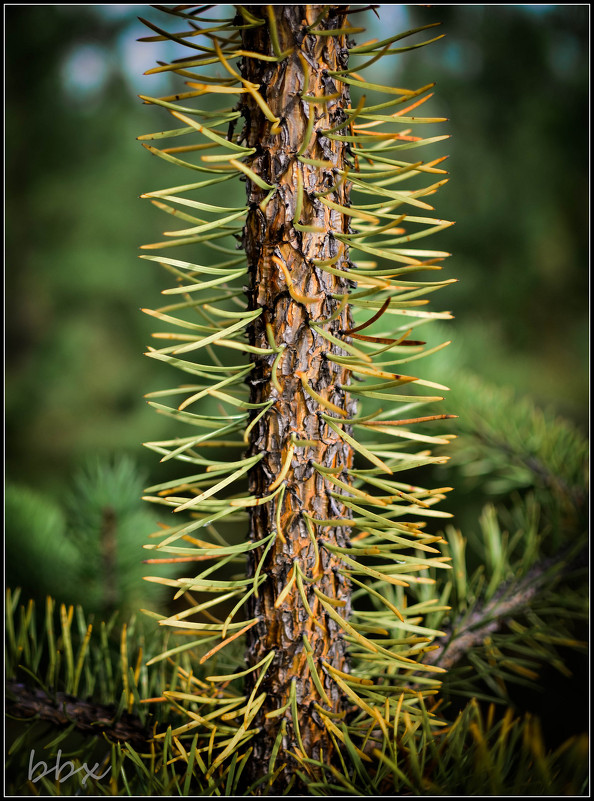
425, 542, 588, 670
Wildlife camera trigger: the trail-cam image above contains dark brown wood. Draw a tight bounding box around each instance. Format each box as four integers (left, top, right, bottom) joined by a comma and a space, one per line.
239, 5, 357, 789
6, 680, 151, 749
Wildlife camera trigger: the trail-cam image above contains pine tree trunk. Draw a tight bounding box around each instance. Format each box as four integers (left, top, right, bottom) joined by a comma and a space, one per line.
240, 5, 356, 790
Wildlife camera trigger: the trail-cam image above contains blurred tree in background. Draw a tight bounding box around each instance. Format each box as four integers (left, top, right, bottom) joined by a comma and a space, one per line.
5, 4, 588, 498
5, 3, 588, 595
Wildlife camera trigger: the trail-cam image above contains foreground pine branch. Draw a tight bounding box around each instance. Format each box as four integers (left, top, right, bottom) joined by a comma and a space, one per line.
138, 5, 455, 790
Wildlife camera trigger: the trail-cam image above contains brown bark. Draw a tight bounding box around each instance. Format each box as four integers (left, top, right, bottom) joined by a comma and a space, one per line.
239, 5, 356, 789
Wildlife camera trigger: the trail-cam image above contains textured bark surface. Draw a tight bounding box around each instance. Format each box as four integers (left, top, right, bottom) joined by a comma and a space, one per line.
240, 5, 357, 788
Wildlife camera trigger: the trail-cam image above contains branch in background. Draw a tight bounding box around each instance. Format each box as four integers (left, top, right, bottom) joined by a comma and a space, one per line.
445, 372, 588, 512
6, 680, 153, 750
426, 542, 588, 670
475, 429, 586, 513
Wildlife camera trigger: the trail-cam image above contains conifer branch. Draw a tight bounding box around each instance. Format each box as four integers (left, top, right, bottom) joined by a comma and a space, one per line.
6, 680, 152, 749
426, 541, 588, 671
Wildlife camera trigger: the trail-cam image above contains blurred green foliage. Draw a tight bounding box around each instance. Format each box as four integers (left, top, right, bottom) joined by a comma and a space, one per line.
5, 4, 587, 497
394, 5, 589, 422
5, 455, 176, 616
5, 4, 587, 527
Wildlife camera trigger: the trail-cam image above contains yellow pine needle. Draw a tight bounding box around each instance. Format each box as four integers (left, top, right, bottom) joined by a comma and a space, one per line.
298, 156, 336, 169
211, 39, 243, 81
268, 442, 295, 491
394, 91, 436, 117
212, 37, 282, 131
266, 5, 294, 60
243, 400, 274, 445
162, 142, 218, 155
317, 195, 379, 223
259, 186, 277, 212
275, 484, 286, 545
499, 660, 540, 681
327, 670, 389, 738
317, 712, 373, 762
236, 5, 265, 26
297, 51, 310, 94
313, 703, 346, 721
294, 170, 304, 222
199, 618, 259, 665
120, 623, 133, 712
298, 373, 348, 417
274, 567, 296, 609
344, 572, 405, 621
290, 434, 319, 448
167, 109, 252, 155
312, 586, 346, 608
272, 256, 319, 304
294, 222, 326, 233
201, 153, 247, 162
361, 414, 457, 428
147, 89, 212, 102
143, 555, 217, 564
309, 23, 366, 35
302, 92, 341, 104
264, 701, 291, 720
352, 128, 422, 143
321, 661, 373, 686
206, 650, 275, 684
311, 322, 374, 363
233, 49, 286, 63
306, 652, 333, 706
271, 347, 285, 392
350, 364, 419, 381
228, 487, 283, 507
265, 321, 281, 351
173, 736, 187, 763
320, 470, 387, 506
265, 701, 291, 720
295, 566, 315, 618
312, 243, 345, 269
414, 155, 449, 174
229, 158, 276, 190
72, 624, 93, 697
288, 679, 307, 757
180, 534, 223, 549
297, 110, 316, 156
317, 261, 395, 290
295, 569, 326, 636
317, 294, 348, 325
181, 83, 248, 97
300, 516, 321, 579
324, 416, 393, 474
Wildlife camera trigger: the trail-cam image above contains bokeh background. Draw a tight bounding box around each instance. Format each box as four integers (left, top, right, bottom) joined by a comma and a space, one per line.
5, 5, 589, 603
